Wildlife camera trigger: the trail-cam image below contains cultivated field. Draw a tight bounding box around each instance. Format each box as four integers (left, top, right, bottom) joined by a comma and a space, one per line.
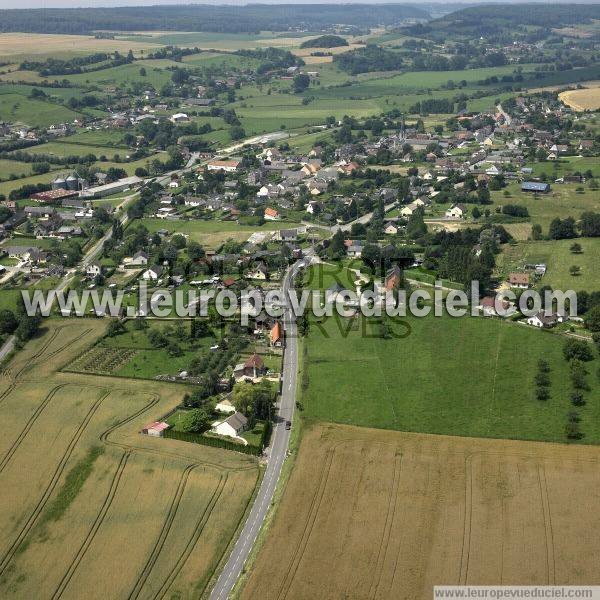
242, 423, 600, 600
0, 33, 158, 61
0, 319, 259, 599
559, 85, 600, 111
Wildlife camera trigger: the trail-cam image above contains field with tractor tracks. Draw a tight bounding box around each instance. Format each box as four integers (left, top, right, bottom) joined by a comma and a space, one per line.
0, 319, 258, 600
242, 423, 600, 600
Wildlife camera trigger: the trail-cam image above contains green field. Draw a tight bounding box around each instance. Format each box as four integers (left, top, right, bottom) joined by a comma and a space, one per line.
0, 159, 36, 179
137, 217, 301, 248
497, 238, 600, 291
492, 182, 599, 232
299, 263, 600, 443
302, 312, 600, 443
0, 91, 81, 128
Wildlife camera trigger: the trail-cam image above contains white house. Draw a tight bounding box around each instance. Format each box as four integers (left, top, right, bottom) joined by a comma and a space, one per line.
445, 204, 467, 219
384, 223, 398, 235
170, 113, 189, 123
86, 263, 102, 277
142, 265, 164, 281
211, 412, 248, 440
527, 311, 566, 328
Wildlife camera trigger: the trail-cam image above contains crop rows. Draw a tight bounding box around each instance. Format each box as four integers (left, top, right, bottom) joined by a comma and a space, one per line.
68, 347, 138, 375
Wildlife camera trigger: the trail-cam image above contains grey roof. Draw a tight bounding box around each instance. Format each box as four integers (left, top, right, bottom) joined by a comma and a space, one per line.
225, 412, 248, 430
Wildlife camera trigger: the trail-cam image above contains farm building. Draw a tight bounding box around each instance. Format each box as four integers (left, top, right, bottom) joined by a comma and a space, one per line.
521, 181, 550, 193
142, 422, 170, 437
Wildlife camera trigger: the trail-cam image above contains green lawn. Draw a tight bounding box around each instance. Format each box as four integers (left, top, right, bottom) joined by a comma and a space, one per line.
301, 313, 600, 444
497, 238, 600, 292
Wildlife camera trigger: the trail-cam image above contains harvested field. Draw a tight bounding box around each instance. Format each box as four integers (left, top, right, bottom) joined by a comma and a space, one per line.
559, 85, 600, 111
242, 423, 600, 600
0, 33, 158, 61
0, 319, 259, 599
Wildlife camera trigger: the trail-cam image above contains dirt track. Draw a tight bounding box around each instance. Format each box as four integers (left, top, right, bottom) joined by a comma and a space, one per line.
242, 423, 600, 600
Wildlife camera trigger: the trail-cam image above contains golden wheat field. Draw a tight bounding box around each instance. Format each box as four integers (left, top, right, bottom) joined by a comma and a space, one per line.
559, 85, 600, 111
242, 423, 600, 600
0, 319, 258, 600
0, 33, 158, 61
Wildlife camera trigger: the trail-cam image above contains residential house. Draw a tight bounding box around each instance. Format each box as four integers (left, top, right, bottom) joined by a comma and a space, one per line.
508, 272, 530, 288
527, 311, 566, 328
445, 204, 467, 219
211, 412, 248, 439
270, 321, 283, 347
264, 207, 280, 221
124, 250, 148, 267
247, 262, 268, 280
234, 353, 267, 380
478, 296, 511, 317
86, 263, 102, 278
142, 265, 164, 281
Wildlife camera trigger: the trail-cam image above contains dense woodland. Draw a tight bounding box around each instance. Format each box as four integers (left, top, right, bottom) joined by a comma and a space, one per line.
0, 4, 428, 35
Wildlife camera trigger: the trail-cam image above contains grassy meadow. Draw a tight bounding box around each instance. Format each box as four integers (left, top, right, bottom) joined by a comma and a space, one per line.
300, 264, 600, 444
497, 238, 600, 291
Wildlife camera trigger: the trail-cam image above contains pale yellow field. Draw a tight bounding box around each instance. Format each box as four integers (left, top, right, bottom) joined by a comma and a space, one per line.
242, 423, 600, 600
559, 85, 600, 111
0, 319, 258, 599
0, 33, 158, 60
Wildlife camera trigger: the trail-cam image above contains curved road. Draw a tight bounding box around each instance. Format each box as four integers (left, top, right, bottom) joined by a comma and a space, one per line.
209, 257, 305, 600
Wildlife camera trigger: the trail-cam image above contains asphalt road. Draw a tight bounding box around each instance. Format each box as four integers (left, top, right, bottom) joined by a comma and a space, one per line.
209, 258, 305, 600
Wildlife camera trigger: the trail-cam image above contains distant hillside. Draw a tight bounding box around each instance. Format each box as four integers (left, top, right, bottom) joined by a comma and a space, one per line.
0, 4, 429, 35
300, 35, 349, 49
404, 4, 600, 41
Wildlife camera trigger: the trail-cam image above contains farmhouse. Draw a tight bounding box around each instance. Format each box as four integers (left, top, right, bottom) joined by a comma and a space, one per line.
211, 412, 248, 440
207, 159, 241, 173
